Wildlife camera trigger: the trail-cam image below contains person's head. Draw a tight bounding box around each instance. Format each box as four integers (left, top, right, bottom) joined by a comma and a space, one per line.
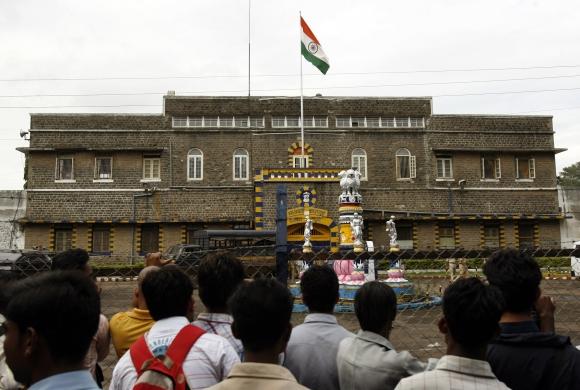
51, 248, 91, 276
0, 271, 22, 314
355, 281, 397, 337
483, 249, 542, 314
229, 278, 293, 355
132, 266, 159, 309
3, 271, 100, 385
440, 277, 504, 355
141, 265, 193, 321
197, 252, 245, 313
300, 265, 339, 313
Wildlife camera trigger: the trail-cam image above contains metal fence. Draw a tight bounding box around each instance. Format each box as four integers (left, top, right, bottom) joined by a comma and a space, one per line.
12, 246, 580, 387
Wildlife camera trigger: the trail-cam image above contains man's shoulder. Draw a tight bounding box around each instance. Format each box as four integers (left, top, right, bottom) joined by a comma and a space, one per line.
110, 311, 131, 326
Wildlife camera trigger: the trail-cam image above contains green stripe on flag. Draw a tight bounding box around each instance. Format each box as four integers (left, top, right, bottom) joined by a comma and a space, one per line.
301, 43, 329, 75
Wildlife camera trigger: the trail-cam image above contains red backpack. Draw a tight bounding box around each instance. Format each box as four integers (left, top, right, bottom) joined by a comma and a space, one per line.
130, 325, 205, 390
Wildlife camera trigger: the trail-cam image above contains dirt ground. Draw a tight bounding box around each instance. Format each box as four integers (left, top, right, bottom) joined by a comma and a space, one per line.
98, 278, 580, 386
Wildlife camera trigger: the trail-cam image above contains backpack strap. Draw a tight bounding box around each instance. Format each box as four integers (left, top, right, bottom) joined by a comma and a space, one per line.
163, 325, 206, 377
130, 334, 154, 375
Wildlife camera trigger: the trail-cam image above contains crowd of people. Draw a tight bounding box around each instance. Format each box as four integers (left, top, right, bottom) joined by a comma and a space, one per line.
1, 248, 580, 389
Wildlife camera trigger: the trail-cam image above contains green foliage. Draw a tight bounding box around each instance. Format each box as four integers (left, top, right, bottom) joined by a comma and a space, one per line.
559, 161, 580, 187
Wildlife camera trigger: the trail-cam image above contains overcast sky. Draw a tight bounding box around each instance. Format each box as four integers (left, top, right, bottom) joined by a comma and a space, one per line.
1, 0, 579, 189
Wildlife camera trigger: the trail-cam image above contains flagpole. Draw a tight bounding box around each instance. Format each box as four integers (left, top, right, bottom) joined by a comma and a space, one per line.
248, 0, 251, 97
299, 11, 305, 166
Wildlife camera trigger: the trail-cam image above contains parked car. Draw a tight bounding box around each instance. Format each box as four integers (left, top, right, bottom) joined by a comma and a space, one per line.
572, 241, 580, 277
0, 250, 52, 276
164, 244, 201, 262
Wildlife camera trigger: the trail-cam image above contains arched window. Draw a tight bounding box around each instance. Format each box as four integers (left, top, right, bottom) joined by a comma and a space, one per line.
187, 148, 203, 180
396, 148, 416, 179
351, 148, 367, 180
233, 148, 249, 180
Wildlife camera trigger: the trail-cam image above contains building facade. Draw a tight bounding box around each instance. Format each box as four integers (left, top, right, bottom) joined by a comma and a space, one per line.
18, 95, 565, 258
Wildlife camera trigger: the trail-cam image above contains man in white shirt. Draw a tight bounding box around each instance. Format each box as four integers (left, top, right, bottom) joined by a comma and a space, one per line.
110, 265, 239, 390
193, 252, 245, 358
395, 277, 509, 390
337, 281, 435, 390
284, 265, 352, 390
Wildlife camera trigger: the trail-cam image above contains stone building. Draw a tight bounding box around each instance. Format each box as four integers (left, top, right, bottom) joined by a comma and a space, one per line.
17, 95, 565, 257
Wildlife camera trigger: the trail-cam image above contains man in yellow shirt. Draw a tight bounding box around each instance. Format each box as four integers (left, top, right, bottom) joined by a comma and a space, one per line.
109, 266, 158, 357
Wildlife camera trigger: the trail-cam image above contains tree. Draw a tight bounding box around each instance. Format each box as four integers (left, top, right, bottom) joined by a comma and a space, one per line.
559, 161, 580, 187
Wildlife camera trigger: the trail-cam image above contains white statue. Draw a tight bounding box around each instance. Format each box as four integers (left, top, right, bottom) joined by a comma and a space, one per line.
304, 217, 313, 248
350, 213, 364, 246
386, 215, 398, 248
338, 168, 361, 198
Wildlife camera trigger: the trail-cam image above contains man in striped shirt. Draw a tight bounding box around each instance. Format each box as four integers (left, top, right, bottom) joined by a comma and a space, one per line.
193, 252, 245, 359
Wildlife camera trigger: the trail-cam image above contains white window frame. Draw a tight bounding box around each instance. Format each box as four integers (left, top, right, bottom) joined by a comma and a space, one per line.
233, 148, 249, 181
219, 116, 234, 128
516, 157, 536, 180
94, 157, 113, 182
249, 117, 264, 128
436, 156, 453, 180
481, 156, 501, 180
396, 148, 416, 180
55, 156, 75, 182
187, 149, 203, 181
351, 148, 368, 180
142, 156, 161, 181
172, 117, 188, 128
272, 116, 286, 128
382, 117, 396, 128
292, 156, 309, 168
188, 117, 203, 127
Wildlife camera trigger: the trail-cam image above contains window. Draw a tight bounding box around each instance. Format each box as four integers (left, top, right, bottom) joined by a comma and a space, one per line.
219, 117, 234, 127
172, 117, 187, 127
481, 156, 501, 179
286, 117, 300, 127
439, 222, 455, 249
398, 223, 414, 250
436, 156, 453, 179
396, 148, 416, 179
516, 157, 536, 180
233, 148, 249, 180
56, 156, 74, 181
351, 148, 368, 180
272, 117, 286, 127
204, 117, 218, 127
314, 116, 328, 127
382, 117, 396, 128
483, 224, 500, 249
94, 157, 112, 180
143, 156, 161, 180
188, 117, 203, 127
187, 149, 203, 180
336, 117, 350, 127
293, 156, 309, 168
519, 223, 535, 249
92, 225, 110, 254
409, 117, 424, 127
186, 223, 204, 244
366, 117, 380, 127
249, 117, 264, 128
351, 117, 365, 127
236, 117, 249, 127
54, 225, 73, 252
396, 117, 409, 127
140, 224, 159, 254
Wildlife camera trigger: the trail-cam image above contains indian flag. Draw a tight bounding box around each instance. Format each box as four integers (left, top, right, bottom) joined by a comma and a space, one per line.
301, 17, 330, 74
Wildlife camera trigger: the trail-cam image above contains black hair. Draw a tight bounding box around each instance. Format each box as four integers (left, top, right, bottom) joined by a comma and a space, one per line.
197, 252, 245, 311
229, 278, 293, 352
300, 265, 339, 313
141, 265, 192, 321
51, 248, 90, 272
483, 249, 542, 313
355, 281, 397, 333
4, 271, 100, 363
443, 277, 504, 348
0, 271, 22, 313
